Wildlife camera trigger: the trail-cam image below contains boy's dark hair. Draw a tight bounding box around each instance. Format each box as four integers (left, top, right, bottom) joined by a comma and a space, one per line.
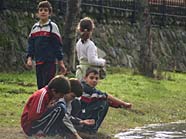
69, 78, 83, 97
85, 68, 99, 77
37, 0, 52, 13
48, 75, 70, 94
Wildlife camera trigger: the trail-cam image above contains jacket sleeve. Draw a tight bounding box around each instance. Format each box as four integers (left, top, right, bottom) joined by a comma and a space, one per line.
51, 22, 64, 61
27, 93, 49, 122
27, 32, 35, 59
87, 42, 105, 66
63, 113, 78, 134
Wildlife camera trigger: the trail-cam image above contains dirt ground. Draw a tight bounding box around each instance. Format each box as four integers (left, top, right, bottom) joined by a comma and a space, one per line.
0, 127, 26, 139
0, 127, 112, 139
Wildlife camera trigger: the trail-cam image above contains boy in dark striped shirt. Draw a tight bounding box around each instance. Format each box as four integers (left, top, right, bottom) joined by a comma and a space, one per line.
79, 68, 132, 133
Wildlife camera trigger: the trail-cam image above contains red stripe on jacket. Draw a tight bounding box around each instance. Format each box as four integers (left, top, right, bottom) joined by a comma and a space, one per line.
31, 31, 51, 37
81, 96, 106, 103
31, 31, 62, 43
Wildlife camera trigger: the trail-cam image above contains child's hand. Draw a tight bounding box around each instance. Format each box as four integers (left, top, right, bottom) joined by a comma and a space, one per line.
26, 57, 33, 69
47, 99, 57, 109
74, 133, 83, 139
81, 119, 95, 125
121, 102, 132, 109
58, 60, 67, 75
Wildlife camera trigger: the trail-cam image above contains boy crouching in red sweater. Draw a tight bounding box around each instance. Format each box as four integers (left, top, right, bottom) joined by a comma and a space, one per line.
21, 75, 70, 137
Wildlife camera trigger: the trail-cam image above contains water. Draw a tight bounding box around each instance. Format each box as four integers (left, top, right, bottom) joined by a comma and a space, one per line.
115, 121, 186, 139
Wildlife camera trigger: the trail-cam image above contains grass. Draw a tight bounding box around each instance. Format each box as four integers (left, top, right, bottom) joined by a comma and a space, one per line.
0, 68, 186, 138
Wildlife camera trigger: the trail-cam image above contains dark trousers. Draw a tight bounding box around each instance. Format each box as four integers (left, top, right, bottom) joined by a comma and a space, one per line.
36, 62, 56, 89
80, 100, 109, 133
29, 101, 66, 136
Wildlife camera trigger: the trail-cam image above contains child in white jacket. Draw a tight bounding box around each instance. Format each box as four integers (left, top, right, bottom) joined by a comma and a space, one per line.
76, 17, 106, 80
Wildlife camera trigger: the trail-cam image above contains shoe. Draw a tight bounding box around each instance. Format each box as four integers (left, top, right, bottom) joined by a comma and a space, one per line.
32, 131, 46, 139
78, 131, 97, 139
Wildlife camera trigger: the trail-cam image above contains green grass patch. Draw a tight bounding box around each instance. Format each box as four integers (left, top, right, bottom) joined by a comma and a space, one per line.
0, 68, 186, 137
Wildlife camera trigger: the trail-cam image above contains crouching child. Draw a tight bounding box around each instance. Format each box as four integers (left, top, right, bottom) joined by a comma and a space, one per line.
61, 78, 95, 139
79, 68, 132, 133
21, 75, 70, 137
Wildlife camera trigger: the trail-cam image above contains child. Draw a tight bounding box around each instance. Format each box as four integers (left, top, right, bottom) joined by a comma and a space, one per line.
79, 68, 132, 133
21, 75, 70, 137
26, 1, 66, 89
75, 17, 106, 80
61, 78, 95, 139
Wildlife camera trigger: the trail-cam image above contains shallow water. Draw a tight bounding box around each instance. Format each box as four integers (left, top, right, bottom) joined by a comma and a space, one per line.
115, 121, 186, 139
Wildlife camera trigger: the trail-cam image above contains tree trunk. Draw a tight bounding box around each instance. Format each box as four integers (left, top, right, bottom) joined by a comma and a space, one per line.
62, 0, 81, 72
138, 0, 154, 77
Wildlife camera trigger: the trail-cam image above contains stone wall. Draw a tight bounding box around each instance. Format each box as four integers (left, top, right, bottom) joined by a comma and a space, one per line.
92, 23, 186, 72
0, 9, 185, 72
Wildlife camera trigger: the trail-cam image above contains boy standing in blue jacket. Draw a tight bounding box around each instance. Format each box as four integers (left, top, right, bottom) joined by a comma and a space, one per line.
26, 1, 66, 89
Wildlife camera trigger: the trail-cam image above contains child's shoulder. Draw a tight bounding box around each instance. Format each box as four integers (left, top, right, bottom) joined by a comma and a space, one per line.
50, 21, 59, 28
88, 39, 95, 45
87, 39, 96, 48
31, 22, 39, 29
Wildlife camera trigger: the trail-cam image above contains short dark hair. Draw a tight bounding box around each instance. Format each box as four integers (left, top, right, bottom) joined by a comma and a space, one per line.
69, 78, 83, 97
85, 68, 99, 77
48, 75, 70, 94
37, 1, 52, 13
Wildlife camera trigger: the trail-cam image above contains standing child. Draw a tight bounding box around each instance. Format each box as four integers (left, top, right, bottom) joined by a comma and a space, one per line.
21, 75, 71, 137
26, 1, 66, 89
75, 17, 106, 81
79, 68, 132, 133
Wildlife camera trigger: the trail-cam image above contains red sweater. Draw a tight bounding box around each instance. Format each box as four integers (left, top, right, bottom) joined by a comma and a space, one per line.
21, 86, 53, 135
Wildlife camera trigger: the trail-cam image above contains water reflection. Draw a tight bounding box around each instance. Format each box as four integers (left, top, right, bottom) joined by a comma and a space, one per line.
115, 121, 186, 139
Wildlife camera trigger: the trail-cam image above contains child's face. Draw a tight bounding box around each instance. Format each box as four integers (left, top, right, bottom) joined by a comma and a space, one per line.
37, 7, 50, 22
64, 92, 76, 102
53, 92, 64, 100
84, 73, 99, 87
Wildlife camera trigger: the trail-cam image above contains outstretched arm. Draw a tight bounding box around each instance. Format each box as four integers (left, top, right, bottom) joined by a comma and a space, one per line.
107, 94, 132, 109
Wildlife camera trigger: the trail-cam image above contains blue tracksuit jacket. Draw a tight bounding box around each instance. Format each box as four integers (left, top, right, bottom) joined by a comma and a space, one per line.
27, 19, 64, 64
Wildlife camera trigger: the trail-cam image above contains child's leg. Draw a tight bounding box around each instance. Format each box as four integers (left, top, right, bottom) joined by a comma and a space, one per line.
36, 64, 44, 89
29, 101, 66, 136
42, 62, 56, 88
108, 94, 132, 109
80, 100, 109, 133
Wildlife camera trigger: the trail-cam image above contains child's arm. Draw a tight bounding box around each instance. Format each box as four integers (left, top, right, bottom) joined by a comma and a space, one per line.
74, 132, 83, 139
87, 42, 106, 67
58, 60, 67, 75
63, 114, 83, 139
26, 57, 33, 69
107, 94, 132, 109
80, 119, 95, 125
47, 98, 58, 109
